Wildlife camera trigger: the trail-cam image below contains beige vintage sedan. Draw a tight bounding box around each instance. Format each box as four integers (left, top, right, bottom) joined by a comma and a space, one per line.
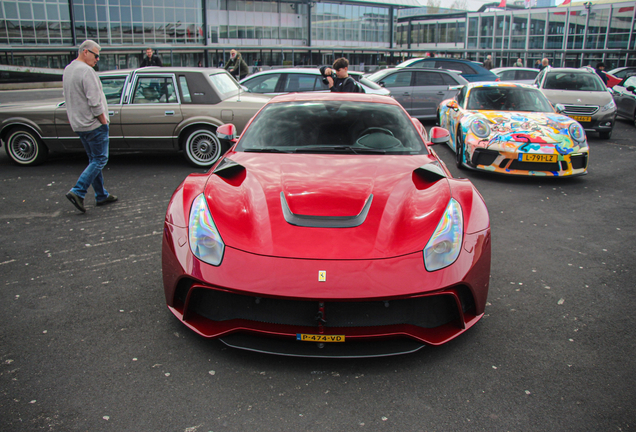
0, 67, 270, 167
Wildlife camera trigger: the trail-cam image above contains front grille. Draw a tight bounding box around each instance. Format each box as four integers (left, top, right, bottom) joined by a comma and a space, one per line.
563, 105, 599, 115
571, 154, 588, 170
184, 286, 474, 330
508, 160, 561, 172
471, 149, 499, 166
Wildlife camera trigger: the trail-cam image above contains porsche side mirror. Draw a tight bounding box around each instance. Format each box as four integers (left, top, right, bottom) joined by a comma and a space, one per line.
446, 100, 459, 110
217, 123, 238, 141
429, 126, 451, 145
555, 103, 566, 114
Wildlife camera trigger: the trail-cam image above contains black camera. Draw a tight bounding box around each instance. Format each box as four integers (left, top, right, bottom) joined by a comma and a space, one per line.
321, 71, 336, 85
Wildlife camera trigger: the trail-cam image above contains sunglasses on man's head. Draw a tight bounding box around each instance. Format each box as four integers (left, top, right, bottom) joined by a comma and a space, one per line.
86, 49, 99, 59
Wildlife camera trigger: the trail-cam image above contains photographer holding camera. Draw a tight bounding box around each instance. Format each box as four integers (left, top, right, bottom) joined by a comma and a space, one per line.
319, 58, 362, 93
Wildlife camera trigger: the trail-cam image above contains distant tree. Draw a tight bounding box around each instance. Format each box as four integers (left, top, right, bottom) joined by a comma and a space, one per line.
450, 0, 468, 10
427, 0, 441, 13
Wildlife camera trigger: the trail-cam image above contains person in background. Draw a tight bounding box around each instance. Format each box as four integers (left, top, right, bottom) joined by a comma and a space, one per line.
63, 40, 117, 213
483, 55, 493, 70
595, 62, 608, 86
225, 49, 248, 80
535, 59, 541, 69
140, 48, 162, 67
539, 58, 549, 71
319, 57, 361, 93
514, 58, 524, 67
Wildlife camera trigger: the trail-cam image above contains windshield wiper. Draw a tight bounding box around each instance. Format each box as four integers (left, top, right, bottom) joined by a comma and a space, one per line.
294, 145, 386, 154
243, 148, 292, 153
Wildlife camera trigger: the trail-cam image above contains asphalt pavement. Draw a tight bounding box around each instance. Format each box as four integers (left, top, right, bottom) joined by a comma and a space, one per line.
1, 97, 635, 431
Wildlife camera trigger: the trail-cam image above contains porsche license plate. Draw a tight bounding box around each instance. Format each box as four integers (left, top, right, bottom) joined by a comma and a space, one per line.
297, 334, 345, 342
568, 115, 592, 122
520, 153, 558, 163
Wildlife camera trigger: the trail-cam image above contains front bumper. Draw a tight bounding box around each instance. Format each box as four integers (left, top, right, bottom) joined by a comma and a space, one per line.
162, 222, 491, 356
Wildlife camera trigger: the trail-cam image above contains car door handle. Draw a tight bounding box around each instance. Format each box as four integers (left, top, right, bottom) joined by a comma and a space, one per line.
437, 92, 445, 95
108, 111, 118, 116
165, 111, 175, 116
402, 92, 410, 96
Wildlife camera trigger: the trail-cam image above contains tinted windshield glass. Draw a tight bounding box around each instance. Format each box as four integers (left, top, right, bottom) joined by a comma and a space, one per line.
237, 101, 428, 155
466, 86, 554, 112
544, 72, 605, 91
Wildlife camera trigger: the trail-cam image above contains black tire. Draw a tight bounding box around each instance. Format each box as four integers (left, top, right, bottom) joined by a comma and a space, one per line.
455, 129, 466, 169
182, 127, 223, 168
4, 127, 48, 166
599, 129, 612, 140
436, 110, 441, 126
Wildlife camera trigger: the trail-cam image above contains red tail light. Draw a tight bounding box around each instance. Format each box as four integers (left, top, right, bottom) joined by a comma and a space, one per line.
495, 77, 500, 81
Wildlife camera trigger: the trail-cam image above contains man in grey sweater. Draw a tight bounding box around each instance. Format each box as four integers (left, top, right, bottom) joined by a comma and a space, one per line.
64, 39, 117, 213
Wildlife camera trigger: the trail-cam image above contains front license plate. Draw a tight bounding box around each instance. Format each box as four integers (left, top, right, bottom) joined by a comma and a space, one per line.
568, 115, 592, 122
520, 153, 558, 163
297, 334, 345, 342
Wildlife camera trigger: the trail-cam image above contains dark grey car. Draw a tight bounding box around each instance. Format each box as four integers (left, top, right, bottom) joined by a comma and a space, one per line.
611, 75, 636, 125
365, 68, 468, 120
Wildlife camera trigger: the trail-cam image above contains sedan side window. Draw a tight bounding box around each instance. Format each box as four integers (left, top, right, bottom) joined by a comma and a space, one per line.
283, 74, 318, 92
100, 77, 127, 104
179, 76, 192, 102
132, 77, 178, 104
499, 70, 516, 81
380, 71, 413, 88
517, 70, 538, 81
242, 74, 280, 93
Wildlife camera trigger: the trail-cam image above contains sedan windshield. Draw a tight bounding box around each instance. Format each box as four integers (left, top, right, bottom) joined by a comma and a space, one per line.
237, 101, 428, 155
466, 86, 555, 112
543, 72, 605, 91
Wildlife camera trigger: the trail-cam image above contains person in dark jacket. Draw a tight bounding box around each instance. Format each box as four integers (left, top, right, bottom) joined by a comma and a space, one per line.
225, 49, 248, 80
483, 55, 493, 70
140, 48, 162, 67
319, 58, 361, 93
595, 62, 608, 86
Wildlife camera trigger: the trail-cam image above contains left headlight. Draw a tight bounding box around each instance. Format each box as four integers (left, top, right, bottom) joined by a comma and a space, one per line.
601, 100, 616, 112
423, 199, 463, 272
568, 122, 586, 143
470, 118, 491, 139
189, 193, 225, 266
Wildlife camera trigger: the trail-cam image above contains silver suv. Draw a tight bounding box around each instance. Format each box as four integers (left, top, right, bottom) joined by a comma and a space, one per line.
534, 67, 616, 139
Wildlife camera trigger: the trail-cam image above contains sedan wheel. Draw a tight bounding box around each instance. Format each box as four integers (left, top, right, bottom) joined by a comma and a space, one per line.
183, 128, 222, 168
455, 130, 466, 169
5, 127, 48, 166
599, 129, 612, 140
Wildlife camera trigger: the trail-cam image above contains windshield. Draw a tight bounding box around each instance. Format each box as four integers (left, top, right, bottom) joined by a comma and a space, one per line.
543, 72, 605, 91
237, 101, 428, 155
466, 86, 555, 112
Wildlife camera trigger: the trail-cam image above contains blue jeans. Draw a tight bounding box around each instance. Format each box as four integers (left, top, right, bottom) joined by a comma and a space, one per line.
70, 124, 109, 201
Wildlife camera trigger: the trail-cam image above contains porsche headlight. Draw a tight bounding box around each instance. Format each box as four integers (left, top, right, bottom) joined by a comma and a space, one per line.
470, 118, 491, 139
568, 122, 586, 143
423, 199, 463, 272
601, 100, 616, 112
189, 193, 225, 266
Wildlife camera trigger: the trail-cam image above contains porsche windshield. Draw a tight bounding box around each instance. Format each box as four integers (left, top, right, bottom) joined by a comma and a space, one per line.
466, 86, 555, 112
237, 101, 428, 155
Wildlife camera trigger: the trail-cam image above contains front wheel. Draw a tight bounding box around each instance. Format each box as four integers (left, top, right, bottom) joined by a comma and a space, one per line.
599, 129, 612, 140
455, 129, 466, 169
5, 127, 48, 166
182, 127, 223, 168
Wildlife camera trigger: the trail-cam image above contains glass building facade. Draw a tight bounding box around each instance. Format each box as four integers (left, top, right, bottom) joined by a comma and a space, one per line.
397, 2, 636, 68
0, 0, 634, 71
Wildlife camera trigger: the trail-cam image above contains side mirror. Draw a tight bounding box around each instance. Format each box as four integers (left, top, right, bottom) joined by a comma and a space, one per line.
554, 103, 566, 114
429, 126, 451, 145
379, 81, 385, 87
446, 100, 459, 110
626, 86, 635, 92
217, 123, 238, 141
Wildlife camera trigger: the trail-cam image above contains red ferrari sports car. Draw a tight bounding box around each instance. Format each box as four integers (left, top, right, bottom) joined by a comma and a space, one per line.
162, 93, 491, 357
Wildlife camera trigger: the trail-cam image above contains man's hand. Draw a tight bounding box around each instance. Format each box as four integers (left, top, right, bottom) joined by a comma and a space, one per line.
97, 113, 109, 125
326, 76, 334, 88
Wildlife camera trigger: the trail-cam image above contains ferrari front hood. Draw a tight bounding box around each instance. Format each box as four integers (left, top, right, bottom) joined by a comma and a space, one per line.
204, 153, 451, 260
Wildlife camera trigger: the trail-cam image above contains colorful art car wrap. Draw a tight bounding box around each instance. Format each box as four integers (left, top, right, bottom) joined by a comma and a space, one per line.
438, 83, 589, 177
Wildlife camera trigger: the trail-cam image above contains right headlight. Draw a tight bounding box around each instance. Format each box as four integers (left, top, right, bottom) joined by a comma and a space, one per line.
189, 193, 225, 266
600, 100, 616, 112
423, 199, 463, 272
568, 122, 586, 143
470, 118, 491, 139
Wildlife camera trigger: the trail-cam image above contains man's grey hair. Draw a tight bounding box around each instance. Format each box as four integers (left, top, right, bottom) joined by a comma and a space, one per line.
78, 40, 100, 56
